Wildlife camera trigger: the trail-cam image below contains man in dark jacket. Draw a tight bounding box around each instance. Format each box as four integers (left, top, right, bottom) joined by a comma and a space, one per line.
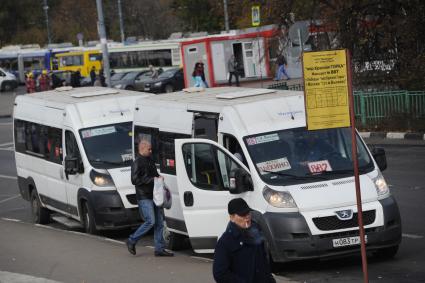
126, 140, 173, 257
90, 66, 96, 86
213, 198, 276, 283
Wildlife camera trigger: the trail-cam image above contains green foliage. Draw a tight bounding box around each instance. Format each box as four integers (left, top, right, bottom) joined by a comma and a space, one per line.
171, 0, 221, 32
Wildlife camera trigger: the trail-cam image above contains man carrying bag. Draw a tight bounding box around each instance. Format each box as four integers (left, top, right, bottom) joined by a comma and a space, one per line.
126, 139, 173, 257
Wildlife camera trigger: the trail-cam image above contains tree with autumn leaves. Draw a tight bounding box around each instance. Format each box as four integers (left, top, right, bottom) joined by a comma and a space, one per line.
0, 0, 423, 89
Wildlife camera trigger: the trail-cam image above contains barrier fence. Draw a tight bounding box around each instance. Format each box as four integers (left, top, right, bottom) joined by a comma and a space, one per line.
353, 90, 425, 127
267, 83, 425, 127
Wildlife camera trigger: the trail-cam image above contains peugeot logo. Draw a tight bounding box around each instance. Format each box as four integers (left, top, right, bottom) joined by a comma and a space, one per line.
335, 209, 353, 220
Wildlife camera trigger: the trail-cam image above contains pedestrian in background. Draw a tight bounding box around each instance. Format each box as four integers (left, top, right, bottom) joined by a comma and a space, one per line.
274, 54, 290, 81
90, 66, 96, 86
126, 139, 174, 257
213, 198, 276, 283
25, 72, 36, 93
99, 68, 106, 87
192, 61, 208, 88
38, 70, 51, 91
71, 69, 81, 88
149, 65, 159, 79
227, 55, 240, 86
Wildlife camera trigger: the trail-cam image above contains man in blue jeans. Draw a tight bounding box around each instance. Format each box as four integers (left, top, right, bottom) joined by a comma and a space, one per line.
126, 140, 173, 257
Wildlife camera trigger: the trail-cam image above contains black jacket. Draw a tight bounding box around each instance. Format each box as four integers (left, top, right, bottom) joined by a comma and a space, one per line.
213, 222, 276, 283
131, 155, 159, 200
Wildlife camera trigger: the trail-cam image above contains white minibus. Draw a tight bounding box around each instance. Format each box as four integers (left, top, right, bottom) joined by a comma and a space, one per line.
133, 87, 401, 262
14, 87, 150, 233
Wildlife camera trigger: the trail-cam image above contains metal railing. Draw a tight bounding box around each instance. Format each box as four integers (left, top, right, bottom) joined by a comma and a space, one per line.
353, 90, 425, 126
267, 82, 304, 91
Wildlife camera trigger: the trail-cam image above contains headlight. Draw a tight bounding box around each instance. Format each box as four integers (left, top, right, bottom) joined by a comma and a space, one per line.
373, 171, 389, 198
262, 186, 297, 208
154, 82, 162, 87
114, 84, 122, 89
90, 170, 115, 187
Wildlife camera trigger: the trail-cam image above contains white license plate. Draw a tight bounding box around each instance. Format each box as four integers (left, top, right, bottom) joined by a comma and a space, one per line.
144, 87, 150, 91
332, 235, 367, 248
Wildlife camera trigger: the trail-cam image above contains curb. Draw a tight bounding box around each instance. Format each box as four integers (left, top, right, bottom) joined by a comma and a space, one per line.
360, 132, 425, 140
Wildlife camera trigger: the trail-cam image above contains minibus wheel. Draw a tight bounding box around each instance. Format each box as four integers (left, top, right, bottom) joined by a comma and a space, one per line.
30, 190, 50, 224
81, 201, 97, 234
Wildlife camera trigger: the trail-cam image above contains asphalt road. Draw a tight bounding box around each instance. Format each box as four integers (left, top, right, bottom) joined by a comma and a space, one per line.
0, 116, 424, 282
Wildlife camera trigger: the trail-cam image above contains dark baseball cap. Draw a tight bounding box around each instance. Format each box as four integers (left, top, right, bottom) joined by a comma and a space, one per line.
228, 198, 251, 216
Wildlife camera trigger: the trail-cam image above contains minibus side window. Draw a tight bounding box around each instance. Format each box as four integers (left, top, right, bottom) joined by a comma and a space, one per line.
194, 116, 218, 141
159, 131, 190, 175
182, 143, 221, 190
181, 143, 246, 191
65, 131, 82, 160
14, 119, 27, 153
222, 134, 247, 167
47, 127, 63, 164
14, 119, 62, 164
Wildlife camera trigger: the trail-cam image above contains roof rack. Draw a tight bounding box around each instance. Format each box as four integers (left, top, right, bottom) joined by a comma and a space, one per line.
216, 89, 275, 99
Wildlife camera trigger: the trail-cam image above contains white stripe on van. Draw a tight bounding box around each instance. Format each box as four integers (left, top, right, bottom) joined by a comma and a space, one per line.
402, 233, 424, 239
0, 174, 17, 180
0, 194, 20, 204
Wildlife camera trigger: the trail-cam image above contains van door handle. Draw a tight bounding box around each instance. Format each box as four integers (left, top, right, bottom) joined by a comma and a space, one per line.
183, 191, 194, 207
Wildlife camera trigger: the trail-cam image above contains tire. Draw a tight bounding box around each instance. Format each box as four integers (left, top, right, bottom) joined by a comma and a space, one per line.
164, 84, 174, 93
125, 86, 134, 91
373, 245, 399, 259
81, 201, 98, 234
30, 189, 50, 224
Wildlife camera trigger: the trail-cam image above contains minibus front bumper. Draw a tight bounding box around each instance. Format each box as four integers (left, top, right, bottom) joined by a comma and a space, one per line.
256, 196, 402, 262
83, 190, 142, 230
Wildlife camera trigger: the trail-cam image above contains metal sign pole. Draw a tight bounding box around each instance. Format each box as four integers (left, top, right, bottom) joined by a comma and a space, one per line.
346, 50, 369, 283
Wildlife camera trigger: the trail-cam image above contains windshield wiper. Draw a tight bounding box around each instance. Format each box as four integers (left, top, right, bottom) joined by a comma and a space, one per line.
88, 159, 127, 166
262, 170, 326, 180
306, 169, 354, 176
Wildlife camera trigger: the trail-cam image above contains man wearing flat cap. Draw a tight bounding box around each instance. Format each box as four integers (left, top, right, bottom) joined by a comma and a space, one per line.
213, 198, 276, 283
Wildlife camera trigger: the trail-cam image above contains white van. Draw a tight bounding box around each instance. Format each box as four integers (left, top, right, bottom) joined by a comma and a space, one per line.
0, 67, 18, 91
133, 87, 401, 262
13, 87, 151, 233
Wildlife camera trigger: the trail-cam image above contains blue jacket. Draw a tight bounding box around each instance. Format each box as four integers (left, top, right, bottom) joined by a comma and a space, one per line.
213, 221, 276, 283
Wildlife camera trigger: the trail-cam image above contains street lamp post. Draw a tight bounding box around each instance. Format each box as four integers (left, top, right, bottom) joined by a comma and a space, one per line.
223, 0, 230, 33
95, 0, 112, 87
42, 0, 52, 45
117, 0, 125, 43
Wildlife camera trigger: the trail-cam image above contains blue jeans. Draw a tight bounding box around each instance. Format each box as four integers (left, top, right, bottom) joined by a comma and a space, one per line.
275, 64, 290, 80
128, 199, 165, 252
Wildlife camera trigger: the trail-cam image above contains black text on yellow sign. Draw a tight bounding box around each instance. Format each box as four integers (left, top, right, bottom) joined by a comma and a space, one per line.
303, 50, 351, 130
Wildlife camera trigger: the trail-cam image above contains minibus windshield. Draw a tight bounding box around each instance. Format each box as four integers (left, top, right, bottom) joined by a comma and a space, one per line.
244, 127, 374, 186
80, 122, 133, 169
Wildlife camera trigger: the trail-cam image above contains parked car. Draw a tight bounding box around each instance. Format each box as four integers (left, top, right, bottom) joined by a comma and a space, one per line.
111, 71, 129, 83
112, 70, 155, 91
143, 68, 184, 93
0, 67, 18, 92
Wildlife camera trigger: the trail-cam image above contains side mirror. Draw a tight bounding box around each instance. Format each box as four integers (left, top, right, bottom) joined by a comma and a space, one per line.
371, 147, 387, 171
229, 168, 253, 194
64, 156, 84, 178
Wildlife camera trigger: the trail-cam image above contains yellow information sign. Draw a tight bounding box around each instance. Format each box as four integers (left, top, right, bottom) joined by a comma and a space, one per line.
303, 50, 351, 130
